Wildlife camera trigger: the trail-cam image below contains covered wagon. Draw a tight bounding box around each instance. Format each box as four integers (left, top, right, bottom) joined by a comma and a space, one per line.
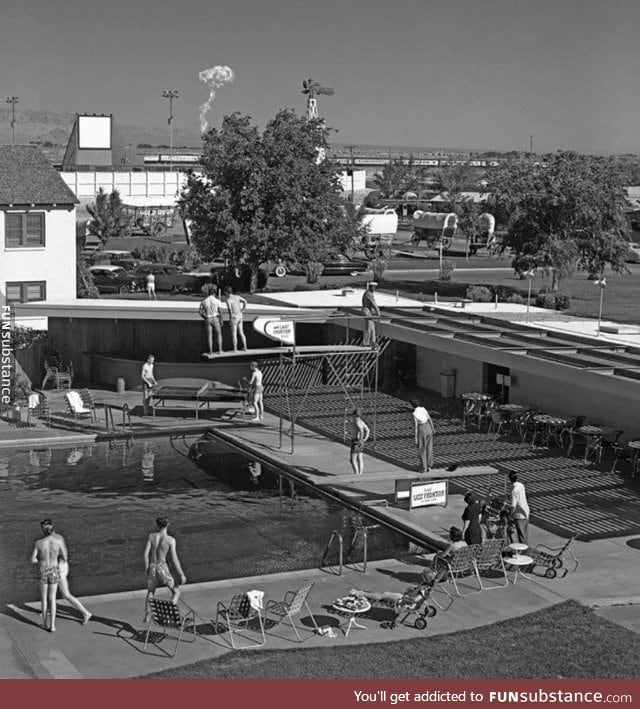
411, 211, 458, 249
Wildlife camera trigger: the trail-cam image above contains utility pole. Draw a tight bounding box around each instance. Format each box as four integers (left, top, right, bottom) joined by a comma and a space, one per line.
161, 88, 179, 171
348, 144, 355, 202
530, 135, 533, 155
6, 96, 19, 144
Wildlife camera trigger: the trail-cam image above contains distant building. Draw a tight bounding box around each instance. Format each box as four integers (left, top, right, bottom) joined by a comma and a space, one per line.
0, 145, 78, 326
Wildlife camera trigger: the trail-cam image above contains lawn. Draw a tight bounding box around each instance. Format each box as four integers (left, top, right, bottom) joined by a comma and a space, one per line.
141, 601, 640, 679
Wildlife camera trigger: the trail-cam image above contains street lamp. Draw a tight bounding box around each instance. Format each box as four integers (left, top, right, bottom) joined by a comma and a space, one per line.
161, 88, 179, 171
124, 142, 133, 166
6, 95, 19, 144
594, 277, 606, 336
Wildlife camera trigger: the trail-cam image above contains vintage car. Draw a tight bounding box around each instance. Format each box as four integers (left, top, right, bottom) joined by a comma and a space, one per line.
88, 265, 141, 294
133, 263, 206, 293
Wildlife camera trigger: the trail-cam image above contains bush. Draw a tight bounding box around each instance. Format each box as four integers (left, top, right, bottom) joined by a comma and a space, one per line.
535, 292, 557, 309
494, 284, 516, 302
508, 293, 525, 305
439, 259, 455, 281
372, 257, 387, 281
466, 285, 492, 303
555, 291, 572, 310
200, 283, 219, 296
304, 261, 324, 284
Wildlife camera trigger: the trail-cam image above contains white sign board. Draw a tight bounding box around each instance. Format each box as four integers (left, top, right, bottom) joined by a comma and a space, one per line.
253, 317, 295, 345
409, 480, 448, 509
78, 115, 112, 149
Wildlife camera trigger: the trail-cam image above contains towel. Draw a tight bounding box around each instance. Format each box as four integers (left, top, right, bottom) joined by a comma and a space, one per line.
246, 589, 265, 611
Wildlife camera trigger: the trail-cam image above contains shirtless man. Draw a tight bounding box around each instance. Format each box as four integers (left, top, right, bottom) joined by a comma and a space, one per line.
249, 361, 264, 422
350, 408, 370, 476
225, 286, 248, 352
143, 517, 186, 622
31, 518, 65, 632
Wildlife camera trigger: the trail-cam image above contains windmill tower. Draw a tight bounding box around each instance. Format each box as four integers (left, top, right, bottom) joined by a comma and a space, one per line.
301, 77, 334, 121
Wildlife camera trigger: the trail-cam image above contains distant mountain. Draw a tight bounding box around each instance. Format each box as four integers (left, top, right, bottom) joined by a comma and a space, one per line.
0, 108, 203, 148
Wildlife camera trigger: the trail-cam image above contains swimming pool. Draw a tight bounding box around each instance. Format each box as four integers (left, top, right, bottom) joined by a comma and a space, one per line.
0, 434, 406, 606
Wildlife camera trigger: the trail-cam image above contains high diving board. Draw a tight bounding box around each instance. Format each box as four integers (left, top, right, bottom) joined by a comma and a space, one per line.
203, 344, 376, 360
320, 465, 501, 486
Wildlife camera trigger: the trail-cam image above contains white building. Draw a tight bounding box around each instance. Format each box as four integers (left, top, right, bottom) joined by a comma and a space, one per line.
0, 145, 79, 327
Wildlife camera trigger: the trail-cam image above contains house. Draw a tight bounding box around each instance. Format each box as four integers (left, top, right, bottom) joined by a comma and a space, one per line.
0, 145, 79, 326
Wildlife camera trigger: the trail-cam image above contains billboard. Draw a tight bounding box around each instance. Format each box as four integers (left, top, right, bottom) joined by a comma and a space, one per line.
78, 115, 112, 149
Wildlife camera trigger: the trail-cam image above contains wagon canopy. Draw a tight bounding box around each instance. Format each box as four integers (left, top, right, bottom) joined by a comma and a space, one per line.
411, 211, 457, 230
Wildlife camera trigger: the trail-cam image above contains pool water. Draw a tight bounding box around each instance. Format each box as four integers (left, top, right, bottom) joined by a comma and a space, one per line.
0, 434, 406, 606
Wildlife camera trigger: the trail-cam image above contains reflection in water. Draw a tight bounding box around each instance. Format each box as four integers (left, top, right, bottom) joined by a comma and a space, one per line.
66, 449, 84, 466
248, 461, 262, 485
29, 449, 52, 468
142, 442, 155, 483
0, 461, 8, 478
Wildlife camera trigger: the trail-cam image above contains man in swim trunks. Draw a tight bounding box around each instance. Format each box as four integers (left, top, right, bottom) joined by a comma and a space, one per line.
249, 361, 264, 422
31, 518, 65, 632
143, 516, 186, 622
225, 286, 248, 352
350, 408, 370, 476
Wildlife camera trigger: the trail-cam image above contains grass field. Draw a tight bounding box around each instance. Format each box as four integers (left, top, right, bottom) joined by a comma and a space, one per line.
141, 601, 640, 679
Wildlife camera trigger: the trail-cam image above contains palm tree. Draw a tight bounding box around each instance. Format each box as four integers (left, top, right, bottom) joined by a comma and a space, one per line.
86, 188, 131, 243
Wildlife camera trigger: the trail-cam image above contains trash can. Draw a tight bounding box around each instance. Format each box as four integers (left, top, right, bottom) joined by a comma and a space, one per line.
116, 377, 126, 394
440, 369, 456, 399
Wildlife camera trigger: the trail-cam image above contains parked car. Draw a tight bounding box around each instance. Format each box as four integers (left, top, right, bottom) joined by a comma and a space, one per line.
625, 242, 640, 263
274, 255, 368, 278
88, 265, 141, 294
110, 257, 152, 272
133, 263, 205, 293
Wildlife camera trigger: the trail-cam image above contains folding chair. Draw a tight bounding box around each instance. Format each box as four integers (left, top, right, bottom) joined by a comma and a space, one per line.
472, 539, 508, 590
265, 582, 320, 642
143, 598, 196, 657
439, 546, 479, 597
216, 593, 266, 649
41, 357, 73, 390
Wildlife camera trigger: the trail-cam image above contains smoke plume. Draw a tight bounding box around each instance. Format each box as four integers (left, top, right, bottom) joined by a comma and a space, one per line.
198, 65, 235, 133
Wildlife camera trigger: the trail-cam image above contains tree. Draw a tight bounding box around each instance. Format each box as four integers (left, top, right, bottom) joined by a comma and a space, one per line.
372, 155, 421, 198
488, 152, 630, 288
180, 109, 361, 291
86, 188, 131, 243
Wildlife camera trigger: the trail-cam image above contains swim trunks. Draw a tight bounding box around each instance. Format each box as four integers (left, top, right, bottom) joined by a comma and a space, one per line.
253, 384, 264, 395
38, 565, 60, 585
147, 561, 174, 591
351, 438, 365, 454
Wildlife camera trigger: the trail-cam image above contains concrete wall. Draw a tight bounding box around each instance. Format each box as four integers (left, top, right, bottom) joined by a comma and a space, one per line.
416, 347, 484, 397
0, 207, 77, 326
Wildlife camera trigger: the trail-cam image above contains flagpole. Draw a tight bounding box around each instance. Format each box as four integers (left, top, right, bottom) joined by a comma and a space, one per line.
595, 278, 606, 336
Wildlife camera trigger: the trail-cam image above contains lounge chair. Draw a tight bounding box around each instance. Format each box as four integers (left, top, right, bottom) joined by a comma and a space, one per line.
143, 599, 197, 657
215, 592, 266, 650
472, 539, 508, 590
265, 582, 319, 642
526, 534, 579, 579
65, 390, 94, 425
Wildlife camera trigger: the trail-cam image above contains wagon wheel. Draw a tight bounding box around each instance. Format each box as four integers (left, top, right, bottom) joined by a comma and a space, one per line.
364, 245, 376, 260
545, 567, 557, 579
414, 617, 427, 630
441, 235, 453, 250
426, 605, 437, 618
411, 232, 422, 247
274, 264, 287, 278
152, 222, 167, 237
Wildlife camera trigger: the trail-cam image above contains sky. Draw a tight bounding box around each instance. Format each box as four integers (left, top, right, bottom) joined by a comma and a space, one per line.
2, 0, 640, 154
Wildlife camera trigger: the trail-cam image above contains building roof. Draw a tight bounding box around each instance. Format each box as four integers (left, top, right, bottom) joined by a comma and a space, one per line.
0, 144, 79, 205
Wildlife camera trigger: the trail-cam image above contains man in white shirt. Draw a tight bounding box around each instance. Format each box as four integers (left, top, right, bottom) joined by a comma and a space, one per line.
199, 289, 224, 356
508, 470, 530, 545
141, 354, 157, 416
411, 399, 435, 473
146, 272, 156, 300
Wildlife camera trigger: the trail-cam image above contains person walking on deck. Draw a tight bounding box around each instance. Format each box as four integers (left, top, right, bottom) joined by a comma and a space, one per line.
508, 471, 530, 545
31, 519, 64, 632
412, 400, 434, 473
350, 408, 370, 476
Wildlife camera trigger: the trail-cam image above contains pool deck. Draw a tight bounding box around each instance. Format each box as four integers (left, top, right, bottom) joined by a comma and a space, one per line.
1, 392, 639, 678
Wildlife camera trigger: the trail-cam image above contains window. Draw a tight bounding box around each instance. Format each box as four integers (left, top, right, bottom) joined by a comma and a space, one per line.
4, 212, 45, 247
5, 281, 46, 303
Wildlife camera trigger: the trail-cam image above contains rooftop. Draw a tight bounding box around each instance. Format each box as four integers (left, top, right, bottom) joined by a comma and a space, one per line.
0, 144, 79, 206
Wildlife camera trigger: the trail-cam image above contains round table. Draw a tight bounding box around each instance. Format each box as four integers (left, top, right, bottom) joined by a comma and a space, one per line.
508, 543, 529, 556
504, 555, 533, 584
332, 599, 371, 636
533, 415, 568, 447
461, 392, 492, 401
578, 425, 616, 437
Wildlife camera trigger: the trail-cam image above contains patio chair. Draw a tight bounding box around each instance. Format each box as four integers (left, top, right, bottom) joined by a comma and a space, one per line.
41, 357, 73, 390
487, 409, 506, 435
565, 429, 587, 459
438, 545, 479, 597
143, 598, 196, 657
560, 415, 585, 451
472, 539, 508, 590
215, 592, 266, 650
526, 534, 579, 579
610, 442, 633, 474
265, 582, 320, 642
583, 434, 603, 464
65, 390, 94, 425
79, 389, 98, 422
517, 411, 537, 443
25, 392, 52, 427
601, 430, 623, 460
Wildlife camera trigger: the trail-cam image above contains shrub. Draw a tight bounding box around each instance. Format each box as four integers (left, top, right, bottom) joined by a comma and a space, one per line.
508, 293, 525, 305
535, 292, 557, 309
555, 291, 572, 310
494, 284, 516, 302
304, 261, 324, 284
372, 257, 387, 281
201, 283, 219, 296
466, 285, 492, 303
439, 259, 455, 281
